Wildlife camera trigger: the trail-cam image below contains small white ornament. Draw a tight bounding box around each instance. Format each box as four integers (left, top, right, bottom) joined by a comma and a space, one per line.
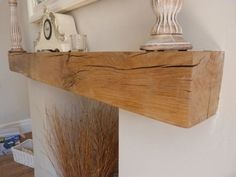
35, 10, 78, 52
70, 34, 88, 52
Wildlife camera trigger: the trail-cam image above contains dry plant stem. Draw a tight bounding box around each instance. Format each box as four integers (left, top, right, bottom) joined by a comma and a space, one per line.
45, 98, 118, 177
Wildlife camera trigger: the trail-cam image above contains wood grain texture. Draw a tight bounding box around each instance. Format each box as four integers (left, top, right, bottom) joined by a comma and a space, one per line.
0, 155, 34, 177
0, 133, 33, 177
8, 51, 224, 127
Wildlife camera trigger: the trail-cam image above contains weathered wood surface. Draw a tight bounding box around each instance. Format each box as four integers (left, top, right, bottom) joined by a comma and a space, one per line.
8, 51, 224, 127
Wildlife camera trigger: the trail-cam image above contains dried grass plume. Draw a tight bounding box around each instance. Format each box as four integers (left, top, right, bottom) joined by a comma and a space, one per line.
45, 98, 118, 177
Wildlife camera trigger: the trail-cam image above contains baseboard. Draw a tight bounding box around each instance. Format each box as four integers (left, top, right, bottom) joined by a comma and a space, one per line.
0, 119, 32, 134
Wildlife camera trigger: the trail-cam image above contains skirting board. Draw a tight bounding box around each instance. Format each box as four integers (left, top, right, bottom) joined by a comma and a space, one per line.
0, 119, 32, 134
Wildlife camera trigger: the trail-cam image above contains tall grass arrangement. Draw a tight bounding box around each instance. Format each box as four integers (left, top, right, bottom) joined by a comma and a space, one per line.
45, 99, 118, 177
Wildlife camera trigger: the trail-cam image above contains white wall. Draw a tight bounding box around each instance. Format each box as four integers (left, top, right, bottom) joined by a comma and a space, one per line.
0, 0, 30, 126
22, 0, 236, 176
119, 1, 236, 177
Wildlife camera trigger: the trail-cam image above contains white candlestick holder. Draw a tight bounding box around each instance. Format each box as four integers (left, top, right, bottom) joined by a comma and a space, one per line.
8, 0, 25, 52
141, 0, 192, 51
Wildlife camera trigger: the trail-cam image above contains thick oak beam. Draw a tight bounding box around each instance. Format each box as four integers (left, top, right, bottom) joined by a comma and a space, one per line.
8, 51, 224, 128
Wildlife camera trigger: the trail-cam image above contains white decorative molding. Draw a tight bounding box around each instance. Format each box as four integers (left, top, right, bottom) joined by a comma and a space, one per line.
0, 119, 32, 134
141, 0, 192, 51
8, 0, 25, 52
28, 0, 100, 23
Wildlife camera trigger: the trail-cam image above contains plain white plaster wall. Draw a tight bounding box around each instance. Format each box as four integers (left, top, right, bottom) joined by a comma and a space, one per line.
22, 0, 236, 176
0, 0, 30, 125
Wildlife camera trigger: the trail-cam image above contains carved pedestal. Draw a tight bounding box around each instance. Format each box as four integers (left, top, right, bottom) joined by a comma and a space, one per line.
8, 0, 25, 52
141, 0, 192, 51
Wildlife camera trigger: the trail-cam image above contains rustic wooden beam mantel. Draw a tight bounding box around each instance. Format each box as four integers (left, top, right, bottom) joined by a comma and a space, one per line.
8, 51, 224, 128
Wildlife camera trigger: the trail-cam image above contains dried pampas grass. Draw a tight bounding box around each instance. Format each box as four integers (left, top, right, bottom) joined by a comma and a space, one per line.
45, 98, 118, 177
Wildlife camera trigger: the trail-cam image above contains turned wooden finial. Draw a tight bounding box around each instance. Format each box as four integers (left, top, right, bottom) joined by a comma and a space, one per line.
141, 0, 192, 51
8, 0, 25, 52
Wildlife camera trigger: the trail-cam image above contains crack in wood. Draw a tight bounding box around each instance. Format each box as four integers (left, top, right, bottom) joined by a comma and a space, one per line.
8, 51, 223, 128
66, 52, 71, 62
46, 53, 67, 57
129, 52, 148, 58
82, 62, 201, 71
63, 69, 89, 88
183, 89, 192, 93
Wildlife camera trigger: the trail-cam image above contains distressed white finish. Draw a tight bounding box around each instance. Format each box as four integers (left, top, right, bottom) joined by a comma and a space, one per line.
151, 0, 183, 34
28, 0, 99, 23
8, 0, 24, 52
141, 0, 192, 51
